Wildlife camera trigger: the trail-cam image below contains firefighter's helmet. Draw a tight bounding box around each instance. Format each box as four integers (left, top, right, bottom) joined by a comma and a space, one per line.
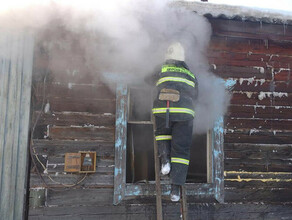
165, 42, 185, 62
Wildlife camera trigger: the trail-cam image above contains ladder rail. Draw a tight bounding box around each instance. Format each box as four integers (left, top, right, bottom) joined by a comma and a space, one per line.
180, 186, 188, 220
153, 116, 188, 220
153, 117, 163, 220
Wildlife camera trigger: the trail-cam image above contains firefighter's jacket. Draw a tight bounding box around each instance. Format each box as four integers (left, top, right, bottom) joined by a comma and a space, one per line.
150, 59, 198, 121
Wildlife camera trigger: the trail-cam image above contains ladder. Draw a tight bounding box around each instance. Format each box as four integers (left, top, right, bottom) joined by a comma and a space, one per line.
153, 118, 188, 220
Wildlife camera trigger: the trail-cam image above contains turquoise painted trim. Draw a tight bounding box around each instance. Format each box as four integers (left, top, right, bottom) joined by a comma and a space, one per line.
113, 84, 128, 205
114, 84, 224, 204
125, 183, 214, 197
212, 116, 224, 203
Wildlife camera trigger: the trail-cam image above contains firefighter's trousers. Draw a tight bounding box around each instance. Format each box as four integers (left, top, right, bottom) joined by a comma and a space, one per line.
154, 116, 193, 185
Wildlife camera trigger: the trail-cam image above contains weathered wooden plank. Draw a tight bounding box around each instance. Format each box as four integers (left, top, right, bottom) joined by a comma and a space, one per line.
125, 183, 214, 197
32, 140, 114, 157
46, 156, 114, 173
0, 52, 9, 197
209, 18, 292, 40
29, 173, 114, 188
209, 35, 292, 55
210, 65, 272, 79
48, 126, 115, 141
208, 50, 292, 64
225, 146, 292, 161
229, 80, 292, 93
33, 111, 115, 127
212, 25, 292, 42
35, 97, 116, 114
227, 105, 292, 119
225, 163, 292, 172
28, 214, 152, 220
225, 180, 292, 188
47, 188, 114, 206
209, 57, 267, 68
113, 84, 128, 205
225, 171, 292, 180
212, 116, 225, 203
230, 92, 292, 106
226, 118, 292, 130
28, 202, 292, 220
274, 69, 291, 81
224, 143, 292, 151
34, 82, 115, 99
208, 50, 292, 69
225, 131, 292, 144
225, 158, 292, 173
0, 32, 34, 220
225, 187, 292, 203
1, 32, 22, 220
225, 150, 267, 160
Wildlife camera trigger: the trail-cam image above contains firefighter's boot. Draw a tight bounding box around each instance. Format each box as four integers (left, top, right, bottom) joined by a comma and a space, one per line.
161, 154, 170, 175
170, 184, 180, 202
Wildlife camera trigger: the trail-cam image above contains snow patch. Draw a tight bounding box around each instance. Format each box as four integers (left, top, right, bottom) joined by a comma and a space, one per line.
259, 79, 265, 85
274, 68, 291, 74
253, 66, 265, 74
246, 92, 253, 99
44, 102, 50, 113
174, 1, 292, 25
68, 82, 73, 89
249, 129, 259, 135
258, 92, 288, 100
83, 123, 95, 127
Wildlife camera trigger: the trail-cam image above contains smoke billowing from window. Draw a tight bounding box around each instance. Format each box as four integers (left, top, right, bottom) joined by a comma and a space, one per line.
0, 0, 230, 134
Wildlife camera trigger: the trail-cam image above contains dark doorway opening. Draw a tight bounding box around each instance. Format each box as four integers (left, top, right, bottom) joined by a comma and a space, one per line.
126, 86, 207, 183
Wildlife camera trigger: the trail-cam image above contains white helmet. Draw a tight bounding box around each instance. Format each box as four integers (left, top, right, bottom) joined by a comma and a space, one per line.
165, 42, 185, 62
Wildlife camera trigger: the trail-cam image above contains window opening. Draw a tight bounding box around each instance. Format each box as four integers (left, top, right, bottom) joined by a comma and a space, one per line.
114, 84, 224, 205
126, 85, 208, 184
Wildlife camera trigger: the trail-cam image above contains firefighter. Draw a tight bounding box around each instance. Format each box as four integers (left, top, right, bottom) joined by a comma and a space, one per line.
149, 42, 198, 201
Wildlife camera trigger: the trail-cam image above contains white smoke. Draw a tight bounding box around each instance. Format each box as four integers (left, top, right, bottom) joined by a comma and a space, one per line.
0, 0, 230, 134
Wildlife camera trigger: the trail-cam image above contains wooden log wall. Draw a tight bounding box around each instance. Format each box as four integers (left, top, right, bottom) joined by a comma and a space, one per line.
29, 18, 292, 219
207, 17, 292, 210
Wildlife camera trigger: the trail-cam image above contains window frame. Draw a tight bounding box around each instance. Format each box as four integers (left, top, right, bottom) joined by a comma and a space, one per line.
113, 83, 224, 205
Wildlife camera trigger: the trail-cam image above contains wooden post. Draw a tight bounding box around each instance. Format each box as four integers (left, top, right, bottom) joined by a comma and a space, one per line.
0, 32, 34, 220
213, 116, 225, 204
113, 84, 128, 205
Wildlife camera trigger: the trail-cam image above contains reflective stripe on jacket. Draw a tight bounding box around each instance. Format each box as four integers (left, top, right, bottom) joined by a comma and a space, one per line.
152, 60, 198, 121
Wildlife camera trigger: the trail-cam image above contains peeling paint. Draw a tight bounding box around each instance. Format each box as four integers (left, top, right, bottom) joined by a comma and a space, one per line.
224, 78, 236, 89
225, 171, 292, 175
213, 116, 224, 134
212, 63, 217, 70
225, 178, 292, 182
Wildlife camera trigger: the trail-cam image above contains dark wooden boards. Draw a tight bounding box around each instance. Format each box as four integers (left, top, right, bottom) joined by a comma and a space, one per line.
29, 201, 292, 220
32, 140, 114, 157
28, 15, 292, 220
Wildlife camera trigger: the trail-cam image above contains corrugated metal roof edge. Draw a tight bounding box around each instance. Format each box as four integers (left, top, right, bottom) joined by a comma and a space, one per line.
172, 1, 292, 25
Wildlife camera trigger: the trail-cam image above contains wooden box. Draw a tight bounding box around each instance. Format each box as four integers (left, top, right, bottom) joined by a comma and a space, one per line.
64, 151, 96, 173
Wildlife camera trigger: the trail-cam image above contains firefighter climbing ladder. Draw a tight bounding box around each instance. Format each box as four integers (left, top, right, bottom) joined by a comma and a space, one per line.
152, 118, 188, 220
